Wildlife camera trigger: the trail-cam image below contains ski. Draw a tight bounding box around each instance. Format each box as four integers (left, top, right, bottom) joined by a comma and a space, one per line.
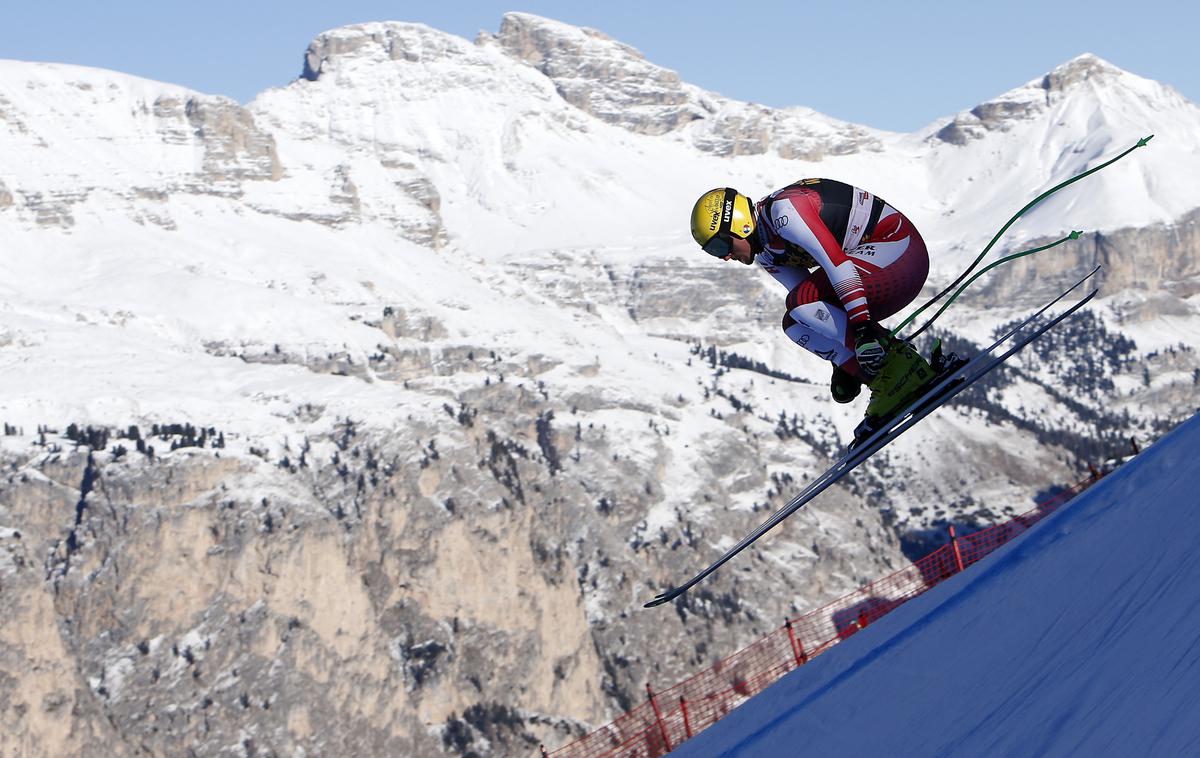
644, 268, 1100, 608
846, 264, 1099, 454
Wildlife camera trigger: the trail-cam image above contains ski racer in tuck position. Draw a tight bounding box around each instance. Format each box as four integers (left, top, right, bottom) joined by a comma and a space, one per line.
690, 179, 957, 440
651, 138, 1149, 607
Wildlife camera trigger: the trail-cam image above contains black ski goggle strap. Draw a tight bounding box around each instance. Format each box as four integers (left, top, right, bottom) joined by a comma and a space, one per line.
701, 188, 739, 258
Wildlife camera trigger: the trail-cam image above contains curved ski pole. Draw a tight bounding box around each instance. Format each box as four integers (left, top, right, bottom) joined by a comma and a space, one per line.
893, 134, 1152, 340
893, 231, 1083, 341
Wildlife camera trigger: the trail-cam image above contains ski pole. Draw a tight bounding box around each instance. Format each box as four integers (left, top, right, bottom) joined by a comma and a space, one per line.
893, 134, 1153, 340
898, 230, 1083, 339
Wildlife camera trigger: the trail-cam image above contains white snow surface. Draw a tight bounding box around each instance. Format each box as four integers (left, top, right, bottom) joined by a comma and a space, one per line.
677, 411, 1200, 758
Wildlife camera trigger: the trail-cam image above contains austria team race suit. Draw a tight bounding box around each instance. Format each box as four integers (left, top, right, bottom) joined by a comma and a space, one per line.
754, 178, 929, 383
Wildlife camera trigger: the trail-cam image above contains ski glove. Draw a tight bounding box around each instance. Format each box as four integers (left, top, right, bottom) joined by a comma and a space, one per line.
854, 323, 888, 378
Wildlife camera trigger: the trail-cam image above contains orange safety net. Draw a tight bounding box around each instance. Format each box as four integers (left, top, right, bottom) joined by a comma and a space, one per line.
547, 471, 1105, 757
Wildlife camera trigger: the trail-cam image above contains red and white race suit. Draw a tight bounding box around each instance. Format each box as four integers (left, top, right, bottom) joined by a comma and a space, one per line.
754, 178, 929, 378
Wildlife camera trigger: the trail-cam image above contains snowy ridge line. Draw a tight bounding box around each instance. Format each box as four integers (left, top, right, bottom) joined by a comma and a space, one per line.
545, 468, 1118, 757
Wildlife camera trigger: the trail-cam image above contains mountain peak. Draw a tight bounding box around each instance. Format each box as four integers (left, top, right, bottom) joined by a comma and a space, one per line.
487, 13, 883, 158
488, 12, 685, 135
493, 12, 627, 55
301, 21, 472, 82
1040, 53, 1123, 94
931, 53, 1162, 146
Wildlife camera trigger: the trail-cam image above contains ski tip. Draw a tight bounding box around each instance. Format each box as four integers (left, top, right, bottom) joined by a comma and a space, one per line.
643, 591, 677, 609
1137, 134, 1154, 148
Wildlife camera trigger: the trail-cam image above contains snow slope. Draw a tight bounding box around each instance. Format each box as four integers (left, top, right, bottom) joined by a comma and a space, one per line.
677, 411, 1200, 757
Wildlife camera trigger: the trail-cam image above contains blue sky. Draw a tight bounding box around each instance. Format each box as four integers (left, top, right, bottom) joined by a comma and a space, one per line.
3, 1, 1196, 132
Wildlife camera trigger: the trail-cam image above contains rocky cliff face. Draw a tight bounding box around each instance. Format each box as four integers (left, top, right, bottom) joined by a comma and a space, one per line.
971, 207, 1200, 325
489, 12, 886, 159
1, 427, 603, 756
2, 366, 927, 756
491, 13, 701, 137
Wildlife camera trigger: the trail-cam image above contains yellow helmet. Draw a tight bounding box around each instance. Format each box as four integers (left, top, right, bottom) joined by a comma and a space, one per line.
690, 187, 756, 257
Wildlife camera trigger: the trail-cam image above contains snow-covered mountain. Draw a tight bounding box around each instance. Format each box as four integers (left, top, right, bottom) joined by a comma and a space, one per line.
1, 12, 1198, 756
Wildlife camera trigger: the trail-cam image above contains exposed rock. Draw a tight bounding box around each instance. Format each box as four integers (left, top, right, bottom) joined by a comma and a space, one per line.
933, 54, 1132, 145
976, 207, 1200, 306
20, 189, 85, 229
303, 21, 472, 81
1040, 53, 1121, 95
933, 91, 1046, 145
490, 12, 884, 158
391, 172, 446, 248
0, 426, 611, 756
202, 340, 373, 381
492, 12, 703, 137
153, 95, 283, 191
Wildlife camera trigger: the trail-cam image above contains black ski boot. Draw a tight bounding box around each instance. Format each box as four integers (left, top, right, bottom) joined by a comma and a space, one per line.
830, 365, 862, 403
929, 338, 967, 376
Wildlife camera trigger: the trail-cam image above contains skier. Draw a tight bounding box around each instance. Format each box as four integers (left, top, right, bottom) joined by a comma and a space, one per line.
690, 179, 949, 435
655, 135, 1149, 606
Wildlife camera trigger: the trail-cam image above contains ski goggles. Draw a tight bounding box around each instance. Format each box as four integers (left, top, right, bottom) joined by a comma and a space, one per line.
702, 233, 735, 258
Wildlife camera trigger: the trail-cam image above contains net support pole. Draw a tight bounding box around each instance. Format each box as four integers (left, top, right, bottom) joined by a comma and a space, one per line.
949, 524, 966, 573
785, 619, 808, 666
647, 683, 672, 752
680, 696, 693, 740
